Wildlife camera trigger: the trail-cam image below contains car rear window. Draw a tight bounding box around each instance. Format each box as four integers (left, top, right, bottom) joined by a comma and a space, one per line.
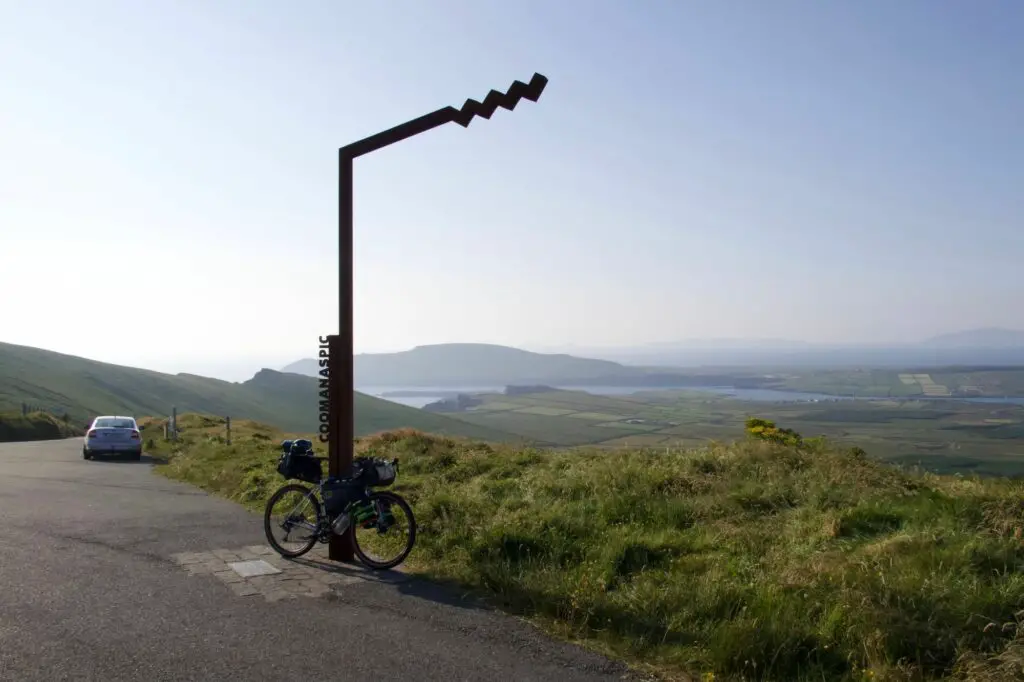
94, 418, 135, 429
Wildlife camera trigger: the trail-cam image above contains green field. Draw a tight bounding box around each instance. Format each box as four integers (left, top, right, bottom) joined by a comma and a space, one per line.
446, 389, 1024, 477
767, 367, 1024, 398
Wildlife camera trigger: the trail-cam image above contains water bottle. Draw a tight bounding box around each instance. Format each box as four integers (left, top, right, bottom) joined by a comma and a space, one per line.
331, 512, 351, 535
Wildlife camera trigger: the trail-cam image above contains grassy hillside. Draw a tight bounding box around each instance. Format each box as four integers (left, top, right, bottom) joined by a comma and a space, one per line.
148, 415, 1024, 681
284, 342, 656, 386
0, 341, 301, 426
0, 341, 513, 440
0, 411, 84, 442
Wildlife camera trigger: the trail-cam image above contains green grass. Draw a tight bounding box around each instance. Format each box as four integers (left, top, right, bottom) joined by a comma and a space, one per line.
442, 390, 1024, 478
0, 410, 83, 442
146, 414, 1024, 682
0, 341, 513, 441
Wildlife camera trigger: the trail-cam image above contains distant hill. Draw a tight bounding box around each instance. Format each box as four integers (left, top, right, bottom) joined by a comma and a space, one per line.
922, 328, 1024, 348
0, 341, 513, 440
542, 330, 1024, 368
282, 342, 658, 387
284, 335, 1024, 384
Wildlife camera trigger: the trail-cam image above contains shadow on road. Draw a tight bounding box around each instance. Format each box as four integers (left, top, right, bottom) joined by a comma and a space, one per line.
392, 574, 495, 612
86, 453, 168, 465
290, 553, 490, 613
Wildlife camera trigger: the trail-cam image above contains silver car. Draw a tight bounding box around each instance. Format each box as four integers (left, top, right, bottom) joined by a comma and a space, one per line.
83, 415, 143, 461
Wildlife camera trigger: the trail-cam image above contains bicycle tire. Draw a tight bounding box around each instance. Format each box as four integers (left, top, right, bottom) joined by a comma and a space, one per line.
264, 483, 321, 558
351, 490, 417, 570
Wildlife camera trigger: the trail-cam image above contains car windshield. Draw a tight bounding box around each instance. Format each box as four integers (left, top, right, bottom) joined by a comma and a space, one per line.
94, 418, 135, 429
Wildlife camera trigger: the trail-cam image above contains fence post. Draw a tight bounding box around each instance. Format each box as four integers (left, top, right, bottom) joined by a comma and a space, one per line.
226, 416, 231, 445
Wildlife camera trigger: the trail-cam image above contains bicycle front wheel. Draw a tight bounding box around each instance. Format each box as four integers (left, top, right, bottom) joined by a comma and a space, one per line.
264, 483, 321, 558
351, 491, 416, 570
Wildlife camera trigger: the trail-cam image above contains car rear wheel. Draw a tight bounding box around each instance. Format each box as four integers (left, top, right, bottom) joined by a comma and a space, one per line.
83, 449, 92, 460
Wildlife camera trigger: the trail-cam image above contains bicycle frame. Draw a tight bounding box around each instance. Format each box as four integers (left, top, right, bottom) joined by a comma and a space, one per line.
277, 478, 391, 545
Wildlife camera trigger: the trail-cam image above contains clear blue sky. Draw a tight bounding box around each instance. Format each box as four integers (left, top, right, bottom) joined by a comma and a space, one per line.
2, 0, 1021, 379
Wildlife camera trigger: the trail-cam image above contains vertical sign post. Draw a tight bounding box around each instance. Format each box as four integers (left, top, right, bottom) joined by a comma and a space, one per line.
327, 334, 354, 560
326, 72, 548, 563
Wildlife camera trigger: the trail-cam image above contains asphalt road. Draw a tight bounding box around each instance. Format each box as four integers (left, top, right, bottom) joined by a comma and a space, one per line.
0, 439, 640, 682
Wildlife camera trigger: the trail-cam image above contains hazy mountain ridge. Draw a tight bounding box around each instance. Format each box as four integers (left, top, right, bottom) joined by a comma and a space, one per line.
282, 342, 661, 387
282, 330, 1024, 385
541, 328, 1024, 354
535, 329, 1024, 368
921, 327, 1024, 348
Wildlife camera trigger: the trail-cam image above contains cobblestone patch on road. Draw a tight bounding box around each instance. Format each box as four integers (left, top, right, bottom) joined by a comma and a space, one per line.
170, 545, 409, 601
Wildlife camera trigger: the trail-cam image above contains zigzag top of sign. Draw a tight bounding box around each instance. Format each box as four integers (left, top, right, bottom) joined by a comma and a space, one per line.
451, 72, 548, 127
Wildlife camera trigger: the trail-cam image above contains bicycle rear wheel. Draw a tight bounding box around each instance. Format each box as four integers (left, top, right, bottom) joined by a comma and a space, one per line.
264, 483, 321, 558
350, 491, 416, 570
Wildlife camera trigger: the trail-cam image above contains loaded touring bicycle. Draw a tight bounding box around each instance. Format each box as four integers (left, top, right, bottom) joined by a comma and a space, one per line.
263, 438, 416, 570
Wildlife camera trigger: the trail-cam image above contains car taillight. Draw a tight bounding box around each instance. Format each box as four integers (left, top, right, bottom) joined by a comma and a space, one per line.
87, 430, 97, 439
130, 430, 140, 439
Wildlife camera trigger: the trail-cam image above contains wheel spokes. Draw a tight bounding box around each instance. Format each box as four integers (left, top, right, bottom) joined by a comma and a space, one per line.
268, 489, 318, 551
352, 497, 413, 565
